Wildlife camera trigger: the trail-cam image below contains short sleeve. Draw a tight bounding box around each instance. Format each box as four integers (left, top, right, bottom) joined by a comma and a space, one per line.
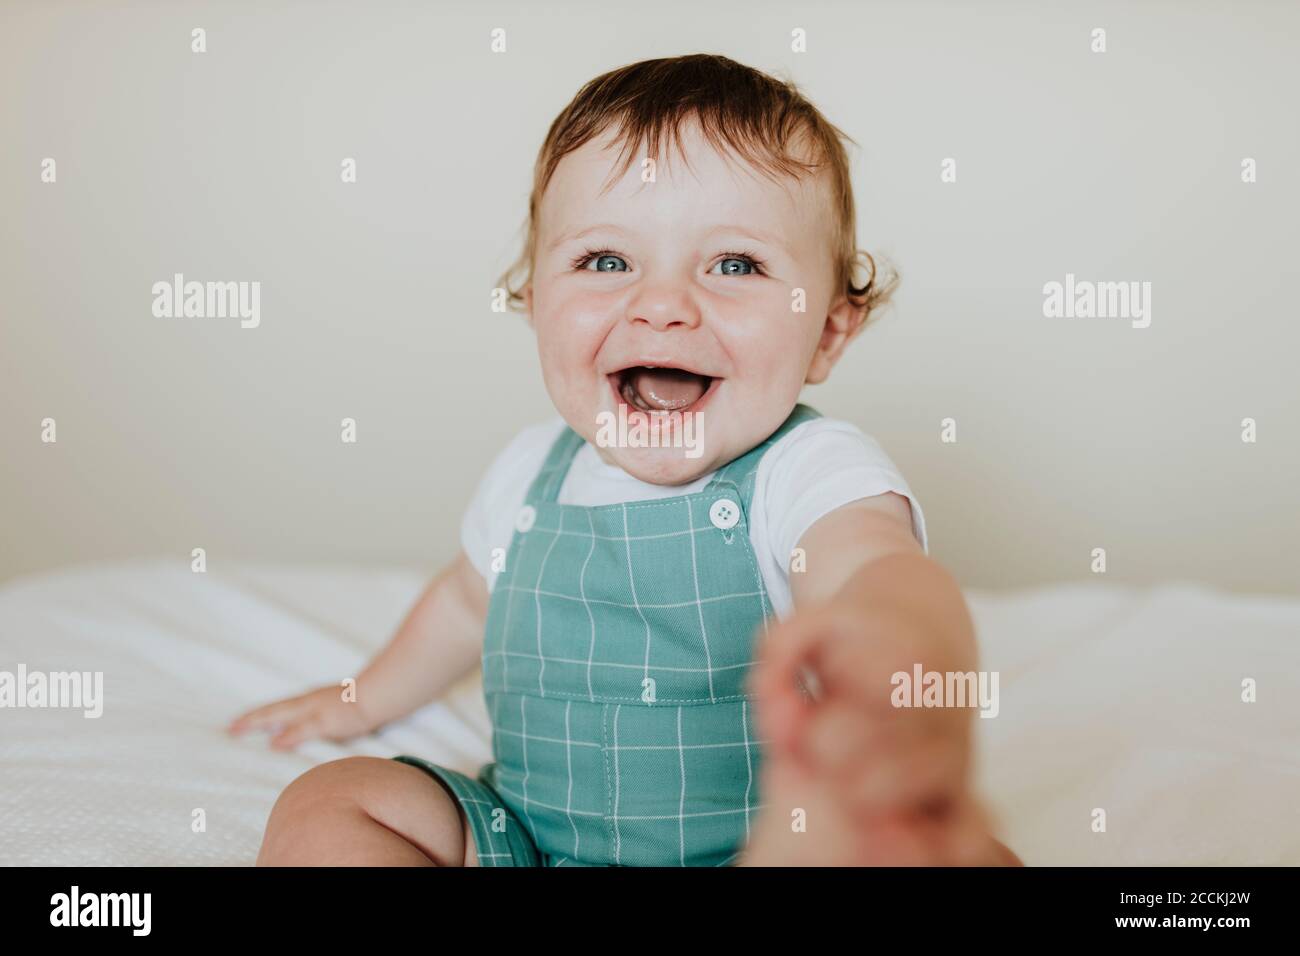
756, 418, 929, 576
459, 418, 566, 590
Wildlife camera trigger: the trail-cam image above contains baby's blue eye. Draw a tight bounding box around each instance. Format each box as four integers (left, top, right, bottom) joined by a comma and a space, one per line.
713, 257, 755, 276
587, 254, 628, 272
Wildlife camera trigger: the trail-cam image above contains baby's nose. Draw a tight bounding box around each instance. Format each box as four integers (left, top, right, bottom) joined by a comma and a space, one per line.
625, 276, 702, 331
632, 310, 698, 331
628, 294, 702, 331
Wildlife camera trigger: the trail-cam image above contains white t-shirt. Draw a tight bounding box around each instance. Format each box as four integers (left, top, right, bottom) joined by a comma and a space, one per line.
460, 416, 929, 620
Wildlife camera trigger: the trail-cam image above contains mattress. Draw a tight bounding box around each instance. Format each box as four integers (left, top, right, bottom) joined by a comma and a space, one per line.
1, 560, 1296, 865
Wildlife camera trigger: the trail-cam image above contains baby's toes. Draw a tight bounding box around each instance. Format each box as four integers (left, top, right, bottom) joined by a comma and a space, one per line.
798, 699, 883, 775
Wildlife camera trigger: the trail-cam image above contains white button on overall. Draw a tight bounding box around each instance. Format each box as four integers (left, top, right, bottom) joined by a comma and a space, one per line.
515, 505, 537, 533
709, 498, 740, 530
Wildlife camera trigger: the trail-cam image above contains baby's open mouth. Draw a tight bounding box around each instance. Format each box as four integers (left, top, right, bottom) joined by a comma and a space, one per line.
611, 366, 716, 413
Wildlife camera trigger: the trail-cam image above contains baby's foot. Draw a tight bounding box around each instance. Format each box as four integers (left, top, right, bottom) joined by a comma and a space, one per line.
740, 656, 1018, 866
740, 738, 1017, 866
739, 587, 1021, 866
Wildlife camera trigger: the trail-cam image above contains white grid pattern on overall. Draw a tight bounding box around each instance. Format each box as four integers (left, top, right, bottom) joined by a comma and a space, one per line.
487, 688, 606, 863
580, 508, 598, 700
491, 522, 764, 702
486, 491, 770, 863
485, 649, 753, 676
685, 489, 717, 700
458, 791, 516, 866
484, 495, 770, 705
533, 506, 564, 697
498, 582, 766, 609
621, 501, 654, 689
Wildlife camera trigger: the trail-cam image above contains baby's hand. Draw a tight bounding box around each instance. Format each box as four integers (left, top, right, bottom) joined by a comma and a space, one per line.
749, 596, 974, 822
226, 685, 378, 750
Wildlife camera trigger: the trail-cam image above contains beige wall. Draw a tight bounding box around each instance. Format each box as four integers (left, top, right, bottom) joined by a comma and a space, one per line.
2, 0, 1296, 594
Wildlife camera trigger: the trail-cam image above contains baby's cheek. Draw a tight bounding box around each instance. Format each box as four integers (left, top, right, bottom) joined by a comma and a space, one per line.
737, 308, 816, 370
745, 341, 813, 400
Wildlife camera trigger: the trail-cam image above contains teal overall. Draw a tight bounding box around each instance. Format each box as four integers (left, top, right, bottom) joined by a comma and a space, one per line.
395, 404, 821, 866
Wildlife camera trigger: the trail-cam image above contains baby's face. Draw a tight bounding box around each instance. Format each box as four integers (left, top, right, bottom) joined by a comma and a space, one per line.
527, 120, 849, 484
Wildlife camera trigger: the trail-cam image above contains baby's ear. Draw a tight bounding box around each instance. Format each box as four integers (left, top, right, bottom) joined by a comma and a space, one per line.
805, 295, 868, 384
522, 282, 535, 325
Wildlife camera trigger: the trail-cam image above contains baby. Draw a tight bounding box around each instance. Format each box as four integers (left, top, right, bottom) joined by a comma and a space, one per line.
232, 53, 1019, 867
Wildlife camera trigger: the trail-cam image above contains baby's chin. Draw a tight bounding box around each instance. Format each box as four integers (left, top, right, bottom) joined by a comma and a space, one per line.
593, 441, 725, 486
574, 399, 725, 484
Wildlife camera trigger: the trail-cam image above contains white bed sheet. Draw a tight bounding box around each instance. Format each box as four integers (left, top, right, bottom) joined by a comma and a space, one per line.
1, 560, 1296, 865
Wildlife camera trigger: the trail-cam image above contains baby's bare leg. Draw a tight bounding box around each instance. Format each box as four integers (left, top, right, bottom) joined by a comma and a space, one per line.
256, 756, 477, 866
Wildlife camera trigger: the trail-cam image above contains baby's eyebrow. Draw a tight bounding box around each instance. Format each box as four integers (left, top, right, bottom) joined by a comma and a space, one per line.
546, 223, 631, 252
547, 222, 793, 258
705, 225, 790, 254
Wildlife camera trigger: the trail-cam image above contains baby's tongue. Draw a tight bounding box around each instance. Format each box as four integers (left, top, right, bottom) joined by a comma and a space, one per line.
626, 367, 707, 411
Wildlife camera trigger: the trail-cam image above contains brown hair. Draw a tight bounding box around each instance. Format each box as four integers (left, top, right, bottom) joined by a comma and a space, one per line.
496, 53, 898, 330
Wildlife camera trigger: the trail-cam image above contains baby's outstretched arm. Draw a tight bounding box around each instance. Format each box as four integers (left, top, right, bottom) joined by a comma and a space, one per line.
757, 493, 976, 772
227, 551, 489, 749
744, 493, 1013, 865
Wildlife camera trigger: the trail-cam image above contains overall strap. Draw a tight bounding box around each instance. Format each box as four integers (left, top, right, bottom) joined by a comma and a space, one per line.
704, 403, 822, 504
523, 423, 586, 506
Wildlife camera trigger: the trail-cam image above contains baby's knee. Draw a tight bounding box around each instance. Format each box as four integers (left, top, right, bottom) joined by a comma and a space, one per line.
257, 757, 389, 863
278, 756, 391, 806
